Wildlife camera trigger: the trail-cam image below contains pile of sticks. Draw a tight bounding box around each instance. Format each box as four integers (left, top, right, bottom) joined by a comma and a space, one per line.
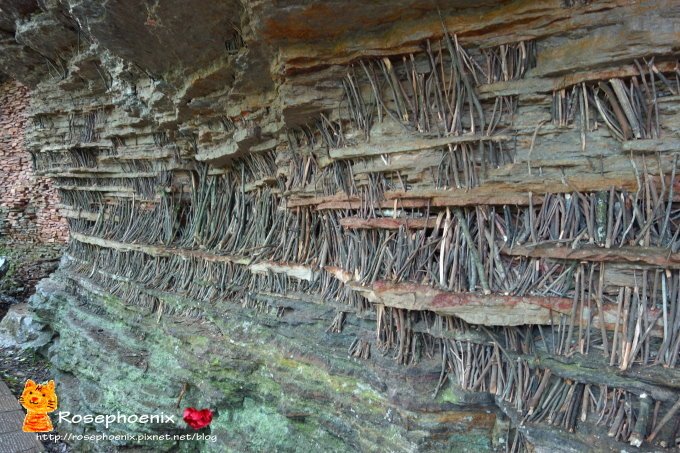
552, 59, 679, 140
67, 108, 106, 144
340, 36, 522, 139
427, 319, 679, 446
277, 39, 531, 200
55, 175, 165, 198
481, 41, 536, 84
58, 188, 102, 210
30, 148, 99, 172
61, 148, 680, 373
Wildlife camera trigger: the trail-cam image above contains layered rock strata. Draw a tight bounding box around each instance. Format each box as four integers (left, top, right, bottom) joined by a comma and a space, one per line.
0, 0, 679, 451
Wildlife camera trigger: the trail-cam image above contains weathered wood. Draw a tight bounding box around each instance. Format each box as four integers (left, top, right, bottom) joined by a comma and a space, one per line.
285, 171, 648, 210
38, 141, 111, 152
530, 353, 679, 404
502, 243, 680, 268
328, 134, 509, 159
383, 190, 545, 206
70, 232, 318, 281
478, 61, 680, 100
286, 189, 540, 209
630, 394, 652, 447
249, 260, 317, 281
40, 171, 157, 178
64, 258, 337, 317
339, 216, 439, 230
325, 266, 573, 325
324, 266, 664, 334
54, 184, 136, 192
100, 150, 174, 163
647, 397, 680, 442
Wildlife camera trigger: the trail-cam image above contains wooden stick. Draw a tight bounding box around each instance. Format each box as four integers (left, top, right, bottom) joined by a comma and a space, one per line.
453, 207, 491, 294
647, 397, 680, 443
630, 393, 652, 447
176, 382, 188, 408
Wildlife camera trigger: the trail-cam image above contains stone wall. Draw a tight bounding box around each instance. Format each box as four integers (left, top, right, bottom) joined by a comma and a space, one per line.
0, 81, 67, 243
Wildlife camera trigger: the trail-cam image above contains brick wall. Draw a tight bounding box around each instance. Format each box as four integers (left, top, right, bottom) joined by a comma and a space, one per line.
0, 81, 67, 243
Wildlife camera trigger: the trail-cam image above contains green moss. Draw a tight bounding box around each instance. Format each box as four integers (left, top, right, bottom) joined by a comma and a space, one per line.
437, 385, 461, 404
33, 273, 498, 452
206, 398, 347, 453
446, 433, 492, 452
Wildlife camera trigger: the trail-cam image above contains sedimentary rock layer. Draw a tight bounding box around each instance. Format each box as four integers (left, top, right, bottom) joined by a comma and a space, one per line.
0, 0, 679, 451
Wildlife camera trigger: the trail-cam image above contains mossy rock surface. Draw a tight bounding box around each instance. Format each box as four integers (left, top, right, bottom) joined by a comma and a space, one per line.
28, 275, 499, 452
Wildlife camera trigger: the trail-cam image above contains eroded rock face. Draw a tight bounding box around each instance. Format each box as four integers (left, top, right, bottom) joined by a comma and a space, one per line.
30, 273, 498, 452
0, 302, 52, 348
0, 0, 679, 451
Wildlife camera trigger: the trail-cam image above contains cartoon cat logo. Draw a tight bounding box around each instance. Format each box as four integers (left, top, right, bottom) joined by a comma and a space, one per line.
19, 379, 58, 432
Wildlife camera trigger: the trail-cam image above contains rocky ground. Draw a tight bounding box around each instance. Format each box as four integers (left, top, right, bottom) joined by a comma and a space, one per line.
0, 238, 70, 452
0, 239, 62, 317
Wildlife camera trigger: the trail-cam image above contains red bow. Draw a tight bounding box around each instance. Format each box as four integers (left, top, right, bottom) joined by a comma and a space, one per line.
183, 407, 213, 430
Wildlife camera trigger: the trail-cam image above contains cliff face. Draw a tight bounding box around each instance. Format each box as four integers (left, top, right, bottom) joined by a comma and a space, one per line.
2, 0, 680, 451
